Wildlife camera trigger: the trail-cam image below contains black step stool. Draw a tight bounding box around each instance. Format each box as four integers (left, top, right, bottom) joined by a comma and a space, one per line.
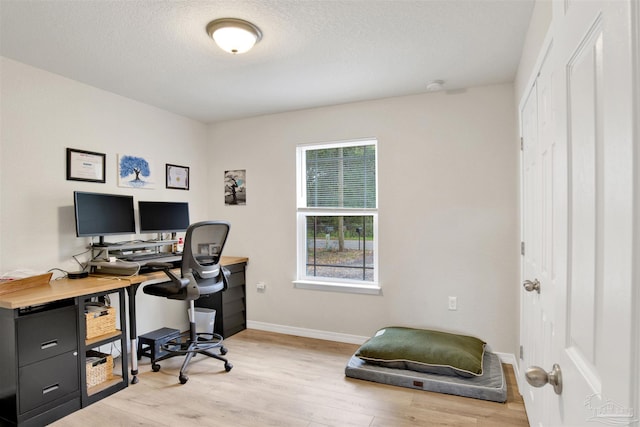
137, 327, 181, 361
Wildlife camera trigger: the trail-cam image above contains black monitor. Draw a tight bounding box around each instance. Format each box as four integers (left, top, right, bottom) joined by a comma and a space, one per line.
74, 191, 136, 246
138, 201, 190, 237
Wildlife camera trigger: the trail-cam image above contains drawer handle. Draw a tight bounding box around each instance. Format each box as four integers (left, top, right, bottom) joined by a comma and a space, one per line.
40, 340, 58, 350
42, 384, 59, 395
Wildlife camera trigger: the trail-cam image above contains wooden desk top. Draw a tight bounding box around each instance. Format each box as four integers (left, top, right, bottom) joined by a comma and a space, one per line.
0, 256, 248, 310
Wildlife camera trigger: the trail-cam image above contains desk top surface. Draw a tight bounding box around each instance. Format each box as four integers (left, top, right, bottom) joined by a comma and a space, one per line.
0, 256, 248, 310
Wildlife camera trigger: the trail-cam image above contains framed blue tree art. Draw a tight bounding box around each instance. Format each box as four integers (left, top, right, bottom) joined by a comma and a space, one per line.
118, 154, 156, 188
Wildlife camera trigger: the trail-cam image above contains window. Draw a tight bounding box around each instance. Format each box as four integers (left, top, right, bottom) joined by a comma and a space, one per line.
295, 139, 379, 294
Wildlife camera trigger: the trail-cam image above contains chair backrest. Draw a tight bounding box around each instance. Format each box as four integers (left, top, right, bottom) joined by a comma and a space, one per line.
181, 220, 231, 295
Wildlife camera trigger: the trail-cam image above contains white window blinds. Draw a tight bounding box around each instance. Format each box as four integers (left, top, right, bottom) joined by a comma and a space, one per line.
304, 143, 376, 209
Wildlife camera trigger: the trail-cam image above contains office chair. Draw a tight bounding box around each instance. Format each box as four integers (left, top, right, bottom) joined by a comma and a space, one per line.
143, 220, 233, 384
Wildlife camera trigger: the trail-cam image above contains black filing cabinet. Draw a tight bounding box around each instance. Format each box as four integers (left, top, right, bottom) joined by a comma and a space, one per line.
195, 262, 246, 338
0, 299, 81, 427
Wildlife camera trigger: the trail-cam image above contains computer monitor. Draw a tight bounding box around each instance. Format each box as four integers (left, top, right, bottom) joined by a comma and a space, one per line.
74, 191, 136, 246
138, 201, 190, 238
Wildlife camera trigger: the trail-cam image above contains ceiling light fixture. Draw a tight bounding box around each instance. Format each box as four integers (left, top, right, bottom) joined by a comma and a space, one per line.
206, 18, 262, 54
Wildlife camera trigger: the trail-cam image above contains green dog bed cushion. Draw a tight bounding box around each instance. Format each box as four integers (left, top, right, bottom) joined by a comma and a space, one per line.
355, 327, 486, 377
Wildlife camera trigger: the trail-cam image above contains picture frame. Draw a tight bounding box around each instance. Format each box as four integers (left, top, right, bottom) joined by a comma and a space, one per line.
66, 148, 106, 183
225, 169, 246, 205
166, 163, 189, 190
119, 153, 155, 189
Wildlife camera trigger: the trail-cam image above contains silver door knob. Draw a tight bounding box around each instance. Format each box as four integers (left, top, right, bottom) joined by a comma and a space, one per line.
523, 279, 541, 293
525, 364, 562, 395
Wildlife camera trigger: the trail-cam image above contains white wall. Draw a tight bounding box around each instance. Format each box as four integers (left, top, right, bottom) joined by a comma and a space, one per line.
1, 57, 522, 355
0, 57, 209, 335
208, 84, 521, 354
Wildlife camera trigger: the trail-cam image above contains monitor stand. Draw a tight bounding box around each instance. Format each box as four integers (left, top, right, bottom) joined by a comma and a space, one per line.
92, 236, 113, 247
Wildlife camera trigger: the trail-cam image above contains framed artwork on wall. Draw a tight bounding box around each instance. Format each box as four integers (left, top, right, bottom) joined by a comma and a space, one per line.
66, 148, 106, 183
166, 163, 189, 190
225, 169, 246, 205
118, 154, 155, 189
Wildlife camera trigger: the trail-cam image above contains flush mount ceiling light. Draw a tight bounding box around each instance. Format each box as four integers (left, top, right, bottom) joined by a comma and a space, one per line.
206, 18, 262, 54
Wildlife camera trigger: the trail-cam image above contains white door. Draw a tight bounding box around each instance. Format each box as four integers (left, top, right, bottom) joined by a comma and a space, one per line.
520, 1, 637, 426
520, 43, 556, 427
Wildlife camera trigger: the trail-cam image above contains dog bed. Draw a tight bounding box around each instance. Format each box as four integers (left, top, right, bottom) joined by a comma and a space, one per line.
345, 327, 507, 402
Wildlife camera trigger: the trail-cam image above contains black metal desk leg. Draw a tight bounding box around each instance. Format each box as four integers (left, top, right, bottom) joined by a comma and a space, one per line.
127, 283, 140, 384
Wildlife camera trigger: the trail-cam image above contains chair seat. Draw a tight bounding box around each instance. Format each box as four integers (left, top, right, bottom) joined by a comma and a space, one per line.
143, 281, 191, 300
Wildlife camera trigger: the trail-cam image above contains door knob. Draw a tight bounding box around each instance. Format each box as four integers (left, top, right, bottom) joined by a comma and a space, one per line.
525, 364, 562, 395
523, 279, 541, 293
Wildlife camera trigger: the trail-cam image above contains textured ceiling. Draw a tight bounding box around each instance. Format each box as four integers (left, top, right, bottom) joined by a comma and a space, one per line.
0, 0, 534, 124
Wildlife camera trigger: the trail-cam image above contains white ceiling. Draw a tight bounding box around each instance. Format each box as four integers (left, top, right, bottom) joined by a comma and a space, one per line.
0, 0, 534, 124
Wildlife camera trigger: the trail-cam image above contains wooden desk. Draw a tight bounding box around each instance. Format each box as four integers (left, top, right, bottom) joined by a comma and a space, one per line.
0, 256, 248, 310
0, 256, 247, 426
0, 256, 248, 380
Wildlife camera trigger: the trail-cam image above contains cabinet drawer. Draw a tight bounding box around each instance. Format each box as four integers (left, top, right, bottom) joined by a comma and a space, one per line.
226, 269, 245, 289
223, 311, 246, 337
224, 263, 246, 275
222, 299, 245, 317
17, 305, 78, 366
222, 285, 245, 303
19, 351, 79, 414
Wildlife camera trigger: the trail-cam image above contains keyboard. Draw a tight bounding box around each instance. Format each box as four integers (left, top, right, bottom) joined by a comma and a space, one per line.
125, 252, 174, 262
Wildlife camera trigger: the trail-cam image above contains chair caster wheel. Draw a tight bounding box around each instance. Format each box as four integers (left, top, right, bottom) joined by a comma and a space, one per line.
220, 346, 228, 355
152, 363, 161, 372
225, 362, 233, 372
179, 374, 189, 384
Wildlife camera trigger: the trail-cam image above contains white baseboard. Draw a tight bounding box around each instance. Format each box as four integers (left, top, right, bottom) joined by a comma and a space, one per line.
494, 351, 516, 366
495, 351, 523, 394
247, 320, 369, 345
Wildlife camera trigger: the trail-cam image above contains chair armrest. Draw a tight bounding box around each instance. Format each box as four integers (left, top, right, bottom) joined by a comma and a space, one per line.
146, 262, 189, 290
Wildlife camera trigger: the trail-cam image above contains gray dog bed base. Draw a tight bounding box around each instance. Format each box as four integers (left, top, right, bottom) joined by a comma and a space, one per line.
345, 350, 507, 403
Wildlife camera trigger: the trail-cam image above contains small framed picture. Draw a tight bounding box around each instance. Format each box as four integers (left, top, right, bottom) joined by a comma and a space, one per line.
66, 148, 106, 183
166, 163, 189, 190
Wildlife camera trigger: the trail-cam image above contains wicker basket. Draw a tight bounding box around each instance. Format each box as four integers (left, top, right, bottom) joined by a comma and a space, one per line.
86, 350, 114, 387
85, 304, 116, 339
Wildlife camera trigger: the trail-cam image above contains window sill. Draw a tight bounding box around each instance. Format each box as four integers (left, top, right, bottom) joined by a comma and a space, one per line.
293, 279, 381, 295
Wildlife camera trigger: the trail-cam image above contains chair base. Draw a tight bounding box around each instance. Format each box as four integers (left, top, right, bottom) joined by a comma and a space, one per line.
150, 327, 232, 384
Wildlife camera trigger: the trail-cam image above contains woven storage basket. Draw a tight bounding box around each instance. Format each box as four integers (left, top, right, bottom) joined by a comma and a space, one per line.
85, 304, 116, 339
86, 350, 113, 387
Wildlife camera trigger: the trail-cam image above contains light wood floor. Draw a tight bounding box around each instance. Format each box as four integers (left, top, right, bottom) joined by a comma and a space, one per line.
52, 329, 529, 426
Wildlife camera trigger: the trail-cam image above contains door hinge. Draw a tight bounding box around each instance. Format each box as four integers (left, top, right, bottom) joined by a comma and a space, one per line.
520, 137, 524, 151
519, 345, 524, 359
521, 241, 525, 256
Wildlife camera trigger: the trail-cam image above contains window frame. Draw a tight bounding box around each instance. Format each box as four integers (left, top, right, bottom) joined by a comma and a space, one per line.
294, 138, 380, 295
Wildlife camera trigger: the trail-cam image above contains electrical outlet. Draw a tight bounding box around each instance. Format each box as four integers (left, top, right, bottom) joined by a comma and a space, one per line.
448, 296, 457, 311
256, 282, 266, 292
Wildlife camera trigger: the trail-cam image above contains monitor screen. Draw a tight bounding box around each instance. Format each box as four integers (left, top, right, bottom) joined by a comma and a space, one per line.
138, 201, 190, 234
74, 192, 136, 242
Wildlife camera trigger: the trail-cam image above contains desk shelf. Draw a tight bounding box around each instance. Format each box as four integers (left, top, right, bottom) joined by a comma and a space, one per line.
77, 289, 128, 407
85, 329, 124, 347
90, 241, 176, 259
86, 375, 124, 397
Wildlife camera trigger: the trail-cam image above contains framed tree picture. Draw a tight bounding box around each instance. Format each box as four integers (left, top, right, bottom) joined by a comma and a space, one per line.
118, 154, 155, 188
225, 169, 246, 205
